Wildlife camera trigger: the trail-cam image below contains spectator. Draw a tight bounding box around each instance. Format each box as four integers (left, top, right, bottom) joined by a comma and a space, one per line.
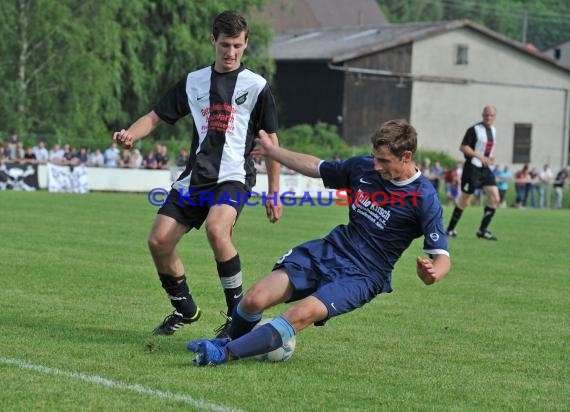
421, 158, 431, 178
444, 161, 461, 207
71, 146, 89, 165
7, 132, 19, 159
528, 167, 540, 208
104, 142, 120, 167
538, 164, 553, 208
175, 148, 189, 168
155, 143, 170, 169
430, 160, 444, 193
494, 165, 512, 208
14, 142, 25, 162
33, 141, 49, 163
48, 143, 65, 164
142, 150, 158, 169
514, 165, 530, 208
88, 148, 105, 167
120, 149, 131, 168
129, 149, 143, 169
62, 143, 75, 164
553, 167, 569, 209
20, 146, 37, 164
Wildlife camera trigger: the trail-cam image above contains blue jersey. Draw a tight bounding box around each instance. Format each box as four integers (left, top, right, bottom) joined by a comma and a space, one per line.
318, 155, 448, 291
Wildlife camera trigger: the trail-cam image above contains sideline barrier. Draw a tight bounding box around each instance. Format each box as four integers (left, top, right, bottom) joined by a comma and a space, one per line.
36, 165, 340, 198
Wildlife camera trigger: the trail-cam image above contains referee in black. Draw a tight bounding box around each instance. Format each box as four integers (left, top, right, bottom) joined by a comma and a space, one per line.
446, 106, 500, 241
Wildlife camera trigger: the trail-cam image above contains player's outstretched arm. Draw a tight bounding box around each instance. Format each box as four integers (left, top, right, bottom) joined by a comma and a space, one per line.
254, 130, 321, 178
264, 132, 282, 223
113, 111, 162, 149
416, 254, 450, 285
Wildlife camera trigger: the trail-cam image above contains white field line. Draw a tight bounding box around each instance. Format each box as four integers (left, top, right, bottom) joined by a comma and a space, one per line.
0, 357, 243, 412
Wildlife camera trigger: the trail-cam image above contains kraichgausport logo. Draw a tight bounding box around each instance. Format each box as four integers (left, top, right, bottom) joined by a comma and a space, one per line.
147, 188, 423, 208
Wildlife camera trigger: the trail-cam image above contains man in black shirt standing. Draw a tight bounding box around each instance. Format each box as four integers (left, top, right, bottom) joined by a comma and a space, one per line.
112, 10, 282, 337
446, 106, 500, 240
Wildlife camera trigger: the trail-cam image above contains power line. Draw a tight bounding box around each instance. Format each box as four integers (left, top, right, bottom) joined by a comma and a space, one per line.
436, 0, 570, 24
403, 0, 570, 24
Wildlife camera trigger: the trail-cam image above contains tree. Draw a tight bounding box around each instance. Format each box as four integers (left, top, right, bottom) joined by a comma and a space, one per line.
0, 0, 274, 146
0, 0, 123, 140
378, 0, 570, 50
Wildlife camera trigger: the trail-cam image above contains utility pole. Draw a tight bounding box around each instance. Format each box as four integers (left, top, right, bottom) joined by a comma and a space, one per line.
522, 9, 528, 44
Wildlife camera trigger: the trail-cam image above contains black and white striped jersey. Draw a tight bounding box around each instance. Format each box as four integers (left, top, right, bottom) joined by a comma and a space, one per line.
461, 122, 496, 168
153, 64, 278, 191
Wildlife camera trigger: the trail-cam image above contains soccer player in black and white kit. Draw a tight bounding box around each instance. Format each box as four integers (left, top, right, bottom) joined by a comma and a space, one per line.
113, 11, 282, 337
446, 106, 500, 240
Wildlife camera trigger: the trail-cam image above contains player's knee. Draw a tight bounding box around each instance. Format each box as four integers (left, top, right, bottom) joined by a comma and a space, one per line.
147, 233, 171, 254
240, 289, 266, 314
457, 196, 470, 209
205, 222, 230, 246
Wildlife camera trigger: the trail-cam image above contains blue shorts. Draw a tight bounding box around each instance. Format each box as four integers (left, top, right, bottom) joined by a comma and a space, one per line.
274, 239, 387, 321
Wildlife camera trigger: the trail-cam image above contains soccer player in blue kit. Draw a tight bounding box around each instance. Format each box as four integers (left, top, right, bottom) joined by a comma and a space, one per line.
187, 119, 451, 365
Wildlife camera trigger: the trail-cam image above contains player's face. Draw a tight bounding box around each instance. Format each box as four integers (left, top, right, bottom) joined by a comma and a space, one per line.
212, 32, 248, 73
372, 146, 412, 181
482, 108, 496, 127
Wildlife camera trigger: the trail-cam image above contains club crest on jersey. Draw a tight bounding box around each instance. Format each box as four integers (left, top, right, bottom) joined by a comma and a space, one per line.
235, 92, 248, 105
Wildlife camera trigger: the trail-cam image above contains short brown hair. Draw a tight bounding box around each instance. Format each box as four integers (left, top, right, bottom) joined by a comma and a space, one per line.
370, 119, 417, 157
212, 10, 249, 40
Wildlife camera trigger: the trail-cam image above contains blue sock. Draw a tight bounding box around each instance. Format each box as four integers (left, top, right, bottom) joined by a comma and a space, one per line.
226, 315, 296, 359
228, 301, 262, 339
227, 324, 282, 359
268, 316, 296, 343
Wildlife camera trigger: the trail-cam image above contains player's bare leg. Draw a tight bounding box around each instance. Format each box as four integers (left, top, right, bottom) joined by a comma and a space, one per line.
148, 215, 201, 335
205, 205, 242, 337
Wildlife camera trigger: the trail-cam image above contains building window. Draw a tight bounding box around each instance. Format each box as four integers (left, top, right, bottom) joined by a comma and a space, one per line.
455, 44, 468, 65
512, 123, 532, 163
554, 48, 561, 60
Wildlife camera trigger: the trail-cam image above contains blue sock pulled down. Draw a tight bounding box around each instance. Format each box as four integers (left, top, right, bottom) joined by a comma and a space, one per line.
228, 301, 262, 339
226, 315, 296, 359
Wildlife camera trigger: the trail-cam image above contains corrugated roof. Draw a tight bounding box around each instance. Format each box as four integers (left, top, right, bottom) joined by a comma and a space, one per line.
270, 21, 454, 61
269, 20, 570, 72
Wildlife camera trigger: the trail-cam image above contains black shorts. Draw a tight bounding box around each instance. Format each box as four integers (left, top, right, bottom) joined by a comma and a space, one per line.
158, 181, 251, 230
460, 163, 496, 194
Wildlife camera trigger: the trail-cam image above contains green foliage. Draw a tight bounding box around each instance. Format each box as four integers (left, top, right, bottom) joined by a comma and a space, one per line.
415, 149, 459, 169
0, 0, 273, 148
378, 0, 570, 49
278, 122, 367, 160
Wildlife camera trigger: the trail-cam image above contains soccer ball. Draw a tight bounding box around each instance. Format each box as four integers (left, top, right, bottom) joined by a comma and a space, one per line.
252, 318, 296, 362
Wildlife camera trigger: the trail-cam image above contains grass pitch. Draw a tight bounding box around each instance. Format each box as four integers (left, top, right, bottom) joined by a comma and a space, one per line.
0, 191, 568, 411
